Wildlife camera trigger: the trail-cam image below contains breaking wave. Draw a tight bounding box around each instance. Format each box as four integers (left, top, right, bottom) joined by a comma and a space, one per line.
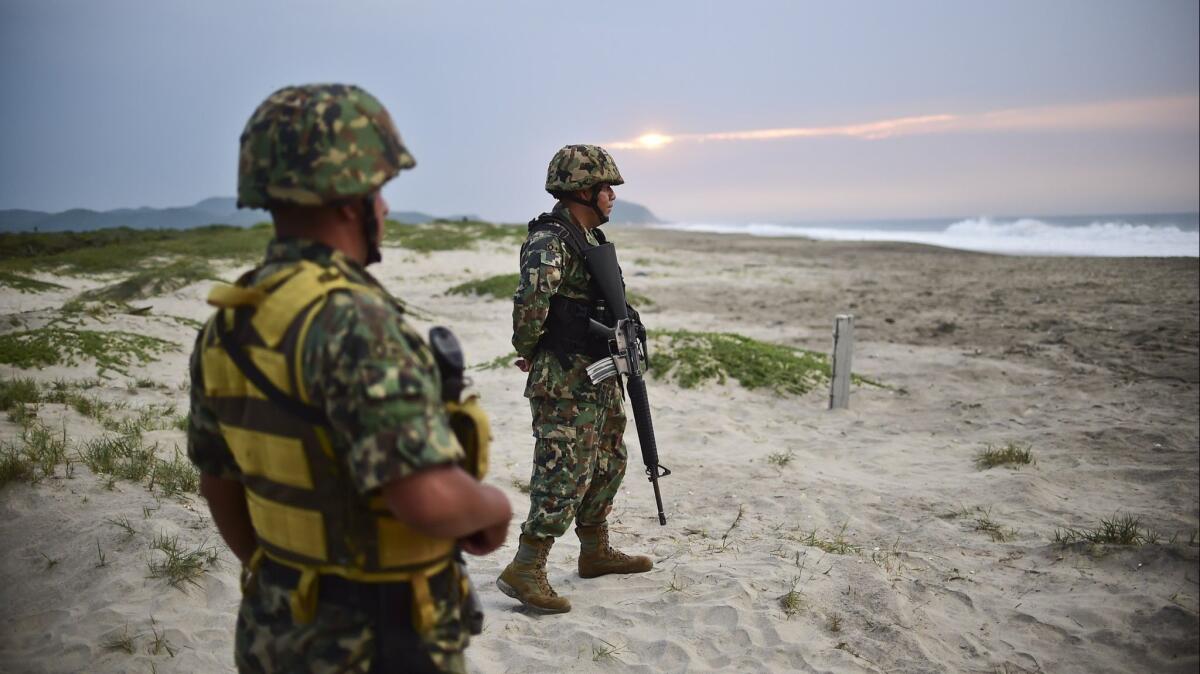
654, 217, 1199, 257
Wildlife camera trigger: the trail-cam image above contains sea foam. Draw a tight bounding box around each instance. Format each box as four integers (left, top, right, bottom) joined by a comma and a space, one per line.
654, 217, 1200, 257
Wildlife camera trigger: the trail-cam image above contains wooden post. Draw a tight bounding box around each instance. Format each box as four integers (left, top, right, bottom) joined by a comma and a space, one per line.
829, 314, 855, 410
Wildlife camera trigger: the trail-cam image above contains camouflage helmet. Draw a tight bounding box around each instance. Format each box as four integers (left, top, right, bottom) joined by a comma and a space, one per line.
237, 84, 415, 209
544, 144, 624, 195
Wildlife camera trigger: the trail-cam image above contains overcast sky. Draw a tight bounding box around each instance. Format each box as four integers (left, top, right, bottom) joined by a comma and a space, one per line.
1, 0, 1196, 223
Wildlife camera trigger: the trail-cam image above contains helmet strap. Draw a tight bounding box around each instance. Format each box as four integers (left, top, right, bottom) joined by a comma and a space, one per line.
362, 194, 382, 265
561, 185, 609, 226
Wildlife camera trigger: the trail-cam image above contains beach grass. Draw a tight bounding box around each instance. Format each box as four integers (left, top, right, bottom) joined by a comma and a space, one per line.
383, 219, 524, 252
779, 576, 804, 619
766, 449, 796, 467
1054, 513, 1161, 546
149, 448, 199, 497
793, 523, 862, 555
649, 329, 875, 395
827, 613, 843, 633
972, 508, 1018, 542
590, 638, 627, 664
447, 273, 520, 300
101, 626, 137, 654
79, 433, 157, 482
473, 352, 520, 370
0, 224, 271, 274
77, 259, 221, 302
0, 377, 41, 413
0, 327, 176, 377
0, 270, 65, 292
148, 616, 176, 657
148, 533, 218, 590
0, 420, 69, 486
976, 442, 1033, 469
107, 515, 137, 539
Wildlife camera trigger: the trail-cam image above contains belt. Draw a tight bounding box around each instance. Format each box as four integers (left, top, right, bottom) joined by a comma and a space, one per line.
258, 556, 434, 609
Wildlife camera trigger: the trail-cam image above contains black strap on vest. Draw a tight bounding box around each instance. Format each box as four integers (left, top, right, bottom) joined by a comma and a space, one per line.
214, 309, 330, 426
526, 212, 606, 258
526, 212, 616, 369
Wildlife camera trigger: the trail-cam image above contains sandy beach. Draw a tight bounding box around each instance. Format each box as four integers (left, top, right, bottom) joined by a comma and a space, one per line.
1, 227, 1197, 673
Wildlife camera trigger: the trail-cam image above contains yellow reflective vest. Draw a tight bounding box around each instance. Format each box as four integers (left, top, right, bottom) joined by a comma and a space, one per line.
199, 257, 489, 627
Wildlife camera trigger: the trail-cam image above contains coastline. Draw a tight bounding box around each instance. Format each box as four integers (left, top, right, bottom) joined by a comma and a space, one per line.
1, 226, 1197, 673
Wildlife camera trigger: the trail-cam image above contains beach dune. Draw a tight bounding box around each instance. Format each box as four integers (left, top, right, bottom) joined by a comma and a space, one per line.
1, 227, 1197, 673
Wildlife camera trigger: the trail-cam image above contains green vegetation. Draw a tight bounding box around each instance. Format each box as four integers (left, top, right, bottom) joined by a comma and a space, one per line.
0, 327, 176, 376
766, 449, 796, 468
383, 219, 524, 252
0, 377, 40, 414
627, 290, 654, 308
792, 524, 862, 555
0, 422, 68, 486
107, 515, 137, 539
79, 433, 157, 482
590, 638, 627, 664
148, 533, 218, 590
473, 351, 520, 370
972, 508, 1018, 542
0, 224, 271, 274
650, 329, 876, 395
1054, 513, 1161, 546
827, 613, 843, 633
447, 273, 519, 300
942, 504, 1018, 542
0, 270, 65, 293
101, 626, 137, 654
0, 378, 198, 495
149, 448, 200, 497
78, 259, 221, 302
976, 442, 1033, 469
779, 577, 804, 619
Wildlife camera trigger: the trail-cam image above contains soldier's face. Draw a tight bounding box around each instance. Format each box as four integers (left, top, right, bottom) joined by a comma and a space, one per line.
595, 184, 615, 217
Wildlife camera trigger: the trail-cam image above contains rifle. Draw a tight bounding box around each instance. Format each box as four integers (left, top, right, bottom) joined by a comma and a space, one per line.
579, 243, 671, 526
428, 326, 485, 635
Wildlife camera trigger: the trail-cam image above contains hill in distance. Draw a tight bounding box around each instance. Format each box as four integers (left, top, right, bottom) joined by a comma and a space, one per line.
1, 197, 665, 233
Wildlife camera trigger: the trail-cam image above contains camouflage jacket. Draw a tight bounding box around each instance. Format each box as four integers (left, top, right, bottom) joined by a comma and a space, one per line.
512, 203, 621, 404
188, 238, 463, 493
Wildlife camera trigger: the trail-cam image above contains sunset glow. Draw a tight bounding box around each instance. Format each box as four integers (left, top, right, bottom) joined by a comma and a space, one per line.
609, 96, 1198, 151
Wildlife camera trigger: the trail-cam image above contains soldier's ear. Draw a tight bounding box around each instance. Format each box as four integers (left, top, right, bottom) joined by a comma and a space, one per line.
334, 201, 361, 225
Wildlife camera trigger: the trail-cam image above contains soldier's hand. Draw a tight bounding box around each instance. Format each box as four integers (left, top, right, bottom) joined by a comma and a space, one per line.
460, 520, 509, 556
514, 358, 531, 373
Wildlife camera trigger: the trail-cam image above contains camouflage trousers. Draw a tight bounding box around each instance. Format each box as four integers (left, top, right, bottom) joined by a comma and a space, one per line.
520, 394, 628, 539
235, 560, 469, 674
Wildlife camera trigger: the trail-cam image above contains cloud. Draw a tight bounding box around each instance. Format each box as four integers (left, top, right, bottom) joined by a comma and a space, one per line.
609, 96, 1199, 150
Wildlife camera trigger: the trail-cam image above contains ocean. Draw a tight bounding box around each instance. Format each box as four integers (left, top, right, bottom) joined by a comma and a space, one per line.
652, 212, 1200, 257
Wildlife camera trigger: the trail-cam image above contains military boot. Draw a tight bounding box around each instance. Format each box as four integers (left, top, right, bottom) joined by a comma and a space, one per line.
576, 523, 654, 578
496, 534, 571, 614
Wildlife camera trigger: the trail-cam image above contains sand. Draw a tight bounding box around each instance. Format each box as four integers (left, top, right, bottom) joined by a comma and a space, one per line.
1, 228, 1197, 673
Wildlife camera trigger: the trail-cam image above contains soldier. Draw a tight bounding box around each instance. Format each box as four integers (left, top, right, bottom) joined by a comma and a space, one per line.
188, 83, 512, 673
496, 145, 653, 614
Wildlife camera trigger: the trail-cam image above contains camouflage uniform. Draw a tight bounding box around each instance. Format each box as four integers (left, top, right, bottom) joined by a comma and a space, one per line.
188, 84, 474, 673
513, 202, 629, 538
189, 240, 471, 673
497, 144, 650, 615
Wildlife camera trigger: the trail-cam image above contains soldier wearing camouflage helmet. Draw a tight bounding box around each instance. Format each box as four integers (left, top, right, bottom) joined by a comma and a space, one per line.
496, 144, 653, 614
188, 83, 511, 673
